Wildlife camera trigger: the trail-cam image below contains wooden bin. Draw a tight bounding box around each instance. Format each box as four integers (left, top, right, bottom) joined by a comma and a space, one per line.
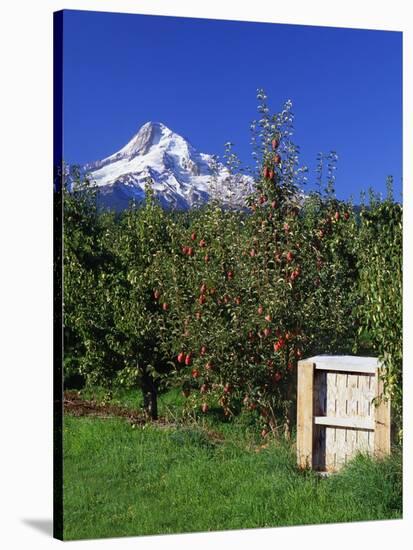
297, 355, 391, 472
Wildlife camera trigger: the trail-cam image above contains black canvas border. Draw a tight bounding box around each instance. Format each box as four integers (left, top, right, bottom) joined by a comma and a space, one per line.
53, 9, 64, 541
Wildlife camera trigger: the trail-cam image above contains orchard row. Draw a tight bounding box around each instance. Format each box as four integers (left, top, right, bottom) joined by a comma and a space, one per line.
63, 98, 402, 437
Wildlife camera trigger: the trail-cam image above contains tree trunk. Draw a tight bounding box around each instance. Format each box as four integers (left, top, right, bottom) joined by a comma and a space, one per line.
141, 370, 158, 420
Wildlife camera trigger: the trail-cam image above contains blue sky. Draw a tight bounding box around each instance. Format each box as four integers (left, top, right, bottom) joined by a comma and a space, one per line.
62, 10, 402, 201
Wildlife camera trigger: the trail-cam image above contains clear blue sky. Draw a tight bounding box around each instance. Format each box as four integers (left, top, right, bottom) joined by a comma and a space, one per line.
62, 10, 402, 201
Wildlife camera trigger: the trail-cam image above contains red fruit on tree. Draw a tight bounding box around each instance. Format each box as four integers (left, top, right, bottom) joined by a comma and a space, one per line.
344, 211, 350, 220
295, 349, 302, 359
162, 303, 169, 311
250, 249, 256, 257
334, 211, 340, 221
191, 232, 197, 241
185, 353, 193, 366
263, 166, 270, 179
227, 270, 234, 280
177, 352, 186, 364
199, 295, 206, 305
286, 251, 294, 262
201, 402, 209, 413
258, 305, 264, 315
265, 314, 272, 322
274, 338, 286, 352
273, 371, 282, 383
271, 138, 279, 150
290, 267, 301, 282
204, 254, 209, 262
268, 170, 274, 180
191, 367, 199, 378
199, 239, 206, 247
187, 247, 194, 256
263, 327, 271, 338
182, 246, 188, 255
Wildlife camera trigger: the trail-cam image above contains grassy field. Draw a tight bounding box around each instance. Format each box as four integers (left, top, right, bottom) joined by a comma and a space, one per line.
63, 388, 402, 540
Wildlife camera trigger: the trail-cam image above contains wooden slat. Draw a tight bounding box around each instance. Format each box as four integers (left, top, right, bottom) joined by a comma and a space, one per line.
297, 361, 315, 469
358, 373, 376, 418
315, 363, 377, 374
325, 426, 336, 471
315, 416, 375, 430
374, 369, 391, 457
307, 355, 380, 374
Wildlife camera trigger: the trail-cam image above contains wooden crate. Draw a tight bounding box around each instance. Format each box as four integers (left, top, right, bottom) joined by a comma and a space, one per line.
297, 355, 391, 472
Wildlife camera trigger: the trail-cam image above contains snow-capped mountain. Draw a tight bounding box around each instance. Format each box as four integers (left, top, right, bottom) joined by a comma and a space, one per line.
83, 121, 253, 210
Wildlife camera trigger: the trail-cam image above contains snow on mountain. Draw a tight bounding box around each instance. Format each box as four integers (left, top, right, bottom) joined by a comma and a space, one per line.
83, 121, 254, 211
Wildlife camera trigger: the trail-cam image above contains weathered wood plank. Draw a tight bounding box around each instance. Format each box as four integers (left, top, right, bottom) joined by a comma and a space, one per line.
309, 355, 380, 374
314, 416, 375, 430
325, 426, 336, 471
297, 361, 315, 469
374, 369, 391, 457
357, 429, 371, 454
315, 364, 377, 374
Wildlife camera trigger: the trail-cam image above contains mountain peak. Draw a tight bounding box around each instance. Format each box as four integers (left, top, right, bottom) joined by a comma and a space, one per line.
84, 121, 254, 211
139, 121, 168, 131
119, 121, 167, 159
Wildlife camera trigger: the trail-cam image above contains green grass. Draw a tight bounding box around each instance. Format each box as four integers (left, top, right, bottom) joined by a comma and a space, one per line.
63, 389, 402, 540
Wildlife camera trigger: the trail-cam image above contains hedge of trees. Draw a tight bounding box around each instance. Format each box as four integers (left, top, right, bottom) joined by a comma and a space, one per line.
63, 96, 402, 438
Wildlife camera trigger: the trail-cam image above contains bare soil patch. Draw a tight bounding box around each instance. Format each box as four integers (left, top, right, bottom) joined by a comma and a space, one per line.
64, 390, 148, 425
